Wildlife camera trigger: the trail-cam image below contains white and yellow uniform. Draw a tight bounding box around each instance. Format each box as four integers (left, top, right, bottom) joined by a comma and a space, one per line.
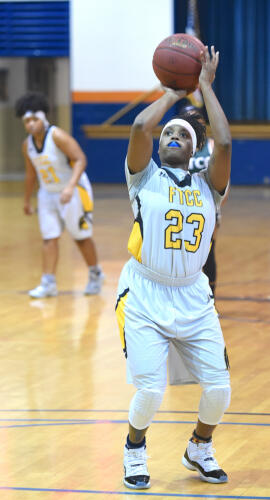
169, 137, 216, 384
116, 158, 230, 395
27, 126, 93, 240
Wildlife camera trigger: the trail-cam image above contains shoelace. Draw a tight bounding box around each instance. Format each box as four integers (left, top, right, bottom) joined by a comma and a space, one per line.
125, 448, 149, 476
89, 270, 101, 279
197, 444, 219, 470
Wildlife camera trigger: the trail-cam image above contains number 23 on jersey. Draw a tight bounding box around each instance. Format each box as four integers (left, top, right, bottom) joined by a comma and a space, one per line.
165, 209, 205, 253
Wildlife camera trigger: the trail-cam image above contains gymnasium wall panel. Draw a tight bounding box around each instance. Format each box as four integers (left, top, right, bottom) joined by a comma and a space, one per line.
71, 0, 270, 185
0, 1, 69, 57
71, 0, 174, 182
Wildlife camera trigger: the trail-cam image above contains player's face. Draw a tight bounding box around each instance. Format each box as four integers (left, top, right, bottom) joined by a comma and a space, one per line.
158, 125, 193, 168
23, 115, 44, 136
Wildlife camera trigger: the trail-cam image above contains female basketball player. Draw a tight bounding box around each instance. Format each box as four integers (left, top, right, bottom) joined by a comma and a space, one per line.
15, 92, 104, 297
115, 46, 231, 489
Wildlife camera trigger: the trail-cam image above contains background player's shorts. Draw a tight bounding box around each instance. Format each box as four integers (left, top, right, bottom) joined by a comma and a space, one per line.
116, 258, 230, 392
37, 184, 93, 240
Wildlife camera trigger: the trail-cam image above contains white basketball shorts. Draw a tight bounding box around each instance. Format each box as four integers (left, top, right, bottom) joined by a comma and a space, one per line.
37, 185, 93, 240
116, 258, 230, 392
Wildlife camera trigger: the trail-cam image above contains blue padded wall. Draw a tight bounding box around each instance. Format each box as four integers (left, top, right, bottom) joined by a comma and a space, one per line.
0, 1, 69, 57
73, 102, 270, 185
174, 0, 270, 121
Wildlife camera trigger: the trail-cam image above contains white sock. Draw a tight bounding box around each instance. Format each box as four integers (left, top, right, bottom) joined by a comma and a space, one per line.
42, 274, 56, 284
89, 265, 101, 275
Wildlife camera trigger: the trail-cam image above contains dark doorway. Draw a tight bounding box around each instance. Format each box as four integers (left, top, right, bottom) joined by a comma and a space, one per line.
27, 58, 56, 123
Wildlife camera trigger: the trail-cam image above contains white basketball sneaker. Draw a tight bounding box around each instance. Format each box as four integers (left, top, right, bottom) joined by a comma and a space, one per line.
123, 443, 150, 489
182, 438, 228, 483
29, 277, 58, 298
84, 266, 104, 295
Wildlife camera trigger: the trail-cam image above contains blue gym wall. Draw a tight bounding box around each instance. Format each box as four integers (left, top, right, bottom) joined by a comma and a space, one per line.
0, 1, 69, 57
174, 0, 270, 121
73, 103, 270, 185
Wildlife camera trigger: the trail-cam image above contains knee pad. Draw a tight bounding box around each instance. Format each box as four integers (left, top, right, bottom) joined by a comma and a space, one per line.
128, 388, 165, 430
198, 385, 231, 425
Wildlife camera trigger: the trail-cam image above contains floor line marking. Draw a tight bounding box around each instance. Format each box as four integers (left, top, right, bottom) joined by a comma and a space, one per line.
0, 410, 269, 416
0, 486, 269, 499
0, 420, 270, 429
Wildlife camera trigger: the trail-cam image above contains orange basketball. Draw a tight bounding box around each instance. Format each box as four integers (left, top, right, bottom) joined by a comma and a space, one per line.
152, 33, 205, 92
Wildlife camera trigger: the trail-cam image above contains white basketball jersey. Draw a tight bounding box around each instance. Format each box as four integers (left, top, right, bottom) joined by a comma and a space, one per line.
27, 126, 89, 193
126, 158, 222, 278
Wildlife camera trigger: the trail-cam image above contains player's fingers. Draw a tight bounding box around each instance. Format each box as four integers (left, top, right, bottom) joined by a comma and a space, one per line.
211, 45, 216, 60
160, 84, 169, 92
176, 89, 187, 97
204, 46, 210, 62
210, 46, 219, 68
200, 46, 207, 63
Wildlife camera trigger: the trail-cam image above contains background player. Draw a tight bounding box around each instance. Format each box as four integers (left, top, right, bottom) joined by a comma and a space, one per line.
115, 46, 231, 489
15, 92, 104, 298
186, 105, 230, 297
168, 106, 230, 385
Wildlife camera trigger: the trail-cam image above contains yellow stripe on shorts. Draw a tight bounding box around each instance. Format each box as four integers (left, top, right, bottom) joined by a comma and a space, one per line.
127, 195, 143, 262
127, 221, 143, 263
77, 185, 94, 212
115, 287, 129, 355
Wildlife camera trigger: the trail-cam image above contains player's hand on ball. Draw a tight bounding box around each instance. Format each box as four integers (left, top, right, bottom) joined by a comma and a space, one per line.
161, 85, 187, 100
199, 46, 219, 86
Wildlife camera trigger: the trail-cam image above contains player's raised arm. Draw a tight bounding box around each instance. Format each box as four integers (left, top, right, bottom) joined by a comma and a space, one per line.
127, 88, 187, 174
199, 46, 231, 193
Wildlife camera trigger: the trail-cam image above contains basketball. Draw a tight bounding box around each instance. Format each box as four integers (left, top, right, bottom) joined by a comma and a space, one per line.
152, 33, 205, 92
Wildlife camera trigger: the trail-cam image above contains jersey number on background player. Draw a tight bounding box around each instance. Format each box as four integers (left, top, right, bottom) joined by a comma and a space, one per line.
165, 210, 205, 252
39, 166, 60, 184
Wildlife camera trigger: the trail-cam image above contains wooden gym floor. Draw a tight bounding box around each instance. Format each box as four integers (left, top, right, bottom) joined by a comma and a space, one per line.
0, 181, 270, 500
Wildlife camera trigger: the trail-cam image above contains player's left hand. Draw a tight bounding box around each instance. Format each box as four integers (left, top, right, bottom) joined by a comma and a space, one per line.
199, 46, 219, 86
161, 85, 187, 99
60, 185, 74, 204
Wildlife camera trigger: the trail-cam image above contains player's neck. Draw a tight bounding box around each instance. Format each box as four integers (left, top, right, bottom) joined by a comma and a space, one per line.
162, 161, 188, 171
33, 128, 46, 147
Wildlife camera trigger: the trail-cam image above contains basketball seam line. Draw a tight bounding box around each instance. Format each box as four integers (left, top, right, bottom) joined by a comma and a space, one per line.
154, 46, 201, 64
153, 61, 199, 77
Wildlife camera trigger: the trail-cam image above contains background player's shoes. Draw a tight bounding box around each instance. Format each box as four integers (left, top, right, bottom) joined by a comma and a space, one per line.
84, 266, 104, 295
182, 438, 228, 483
29, 278, 58, 298
123, 443, 150, 489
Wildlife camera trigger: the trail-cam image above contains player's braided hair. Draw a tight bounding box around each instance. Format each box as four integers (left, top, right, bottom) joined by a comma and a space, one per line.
177, 109, 207, 151
15, 91, 49, 117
